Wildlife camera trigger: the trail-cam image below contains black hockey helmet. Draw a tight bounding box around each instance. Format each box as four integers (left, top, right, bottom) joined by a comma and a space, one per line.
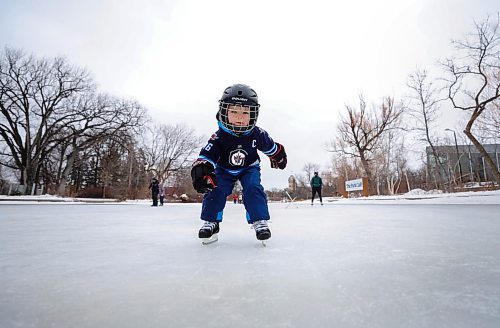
217, 84, 260, 134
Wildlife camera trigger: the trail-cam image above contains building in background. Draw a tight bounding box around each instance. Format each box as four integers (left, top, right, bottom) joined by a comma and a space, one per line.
426, 144, 500, 184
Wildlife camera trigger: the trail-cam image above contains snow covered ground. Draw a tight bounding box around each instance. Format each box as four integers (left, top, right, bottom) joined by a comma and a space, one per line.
1, 191, 499, 327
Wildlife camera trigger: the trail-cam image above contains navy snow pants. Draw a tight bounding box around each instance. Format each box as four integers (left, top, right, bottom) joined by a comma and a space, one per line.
201, 166, 269, 223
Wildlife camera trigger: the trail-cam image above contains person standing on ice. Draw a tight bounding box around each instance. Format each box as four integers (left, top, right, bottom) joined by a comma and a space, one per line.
148, 178, 159, 207
191, 84, 287, 243
310, 172, 323, 205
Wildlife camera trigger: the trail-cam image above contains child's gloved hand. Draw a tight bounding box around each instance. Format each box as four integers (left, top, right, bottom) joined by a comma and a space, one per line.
191, 159, 217, 193
270, 143, 287, 170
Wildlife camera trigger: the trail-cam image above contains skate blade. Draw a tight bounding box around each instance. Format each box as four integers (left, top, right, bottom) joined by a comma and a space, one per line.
201, 234, 218, 245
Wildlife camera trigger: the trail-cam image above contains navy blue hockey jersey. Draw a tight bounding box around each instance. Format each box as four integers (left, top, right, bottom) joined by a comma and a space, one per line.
198, 125, 279, 175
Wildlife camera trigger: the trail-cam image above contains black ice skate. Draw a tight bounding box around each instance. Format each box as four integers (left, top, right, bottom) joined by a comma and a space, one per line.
199, 221, 219, 245
252, 220, 271, 243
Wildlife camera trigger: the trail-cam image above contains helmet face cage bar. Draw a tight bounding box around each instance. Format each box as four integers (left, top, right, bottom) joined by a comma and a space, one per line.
218, 101, 259, 134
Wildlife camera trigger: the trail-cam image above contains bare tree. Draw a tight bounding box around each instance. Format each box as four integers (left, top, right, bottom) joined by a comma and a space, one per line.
330, 95, 403, 189
442, 14, 500, 184
406, 69, 449, 188
376, 131, 409, 195
141, 123, 203, 183
0, 47, 148, 195
0, 47, 92, 191
55, 94, 147, 194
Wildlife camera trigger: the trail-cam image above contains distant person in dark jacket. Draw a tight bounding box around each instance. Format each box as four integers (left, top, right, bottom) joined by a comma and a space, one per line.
149, 178, 159, 207
310, 172, 323, 206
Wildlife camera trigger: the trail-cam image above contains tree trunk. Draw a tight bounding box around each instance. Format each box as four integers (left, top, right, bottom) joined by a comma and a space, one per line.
359, 152, 373, 194
127, 144, 134, 198
463, 129, 500, 184
376, 175, 380, 195
57, 148, 79, 196
427, 143, 447, 189
405, 171, 411, 192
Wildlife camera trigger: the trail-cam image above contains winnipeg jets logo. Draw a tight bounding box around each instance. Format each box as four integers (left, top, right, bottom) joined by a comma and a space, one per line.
229, 149, 248, 166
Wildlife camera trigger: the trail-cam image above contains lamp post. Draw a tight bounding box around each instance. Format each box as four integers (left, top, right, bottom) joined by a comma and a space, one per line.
445, 129, 463, 183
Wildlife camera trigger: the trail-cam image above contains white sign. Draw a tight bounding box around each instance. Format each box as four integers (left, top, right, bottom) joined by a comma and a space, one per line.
345, 178, 363, 192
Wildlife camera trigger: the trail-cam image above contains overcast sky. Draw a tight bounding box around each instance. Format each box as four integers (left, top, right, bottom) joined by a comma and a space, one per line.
1, 0, 498, 188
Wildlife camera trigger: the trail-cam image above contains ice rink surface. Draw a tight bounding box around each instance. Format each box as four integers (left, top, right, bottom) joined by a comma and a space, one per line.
1, 199, 499, 327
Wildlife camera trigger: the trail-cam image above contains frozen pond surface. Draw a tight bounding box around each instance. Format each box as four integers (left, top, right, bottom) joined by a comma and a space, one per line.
1, 201, 499, 327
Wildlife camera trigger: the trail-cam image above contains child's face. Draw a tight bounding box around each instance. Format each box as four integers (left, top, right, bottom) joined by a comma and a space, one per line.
227, 105, 251, 126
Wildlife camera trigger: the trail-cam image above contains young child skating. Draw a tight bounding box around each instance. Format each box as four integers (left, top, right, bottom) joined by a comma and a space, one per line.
191, 84, 287, 243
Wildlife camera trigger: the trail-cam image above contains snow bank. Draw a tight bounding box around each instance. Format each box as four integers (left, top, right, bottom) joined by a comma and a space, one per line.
404, 188, 443, 196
